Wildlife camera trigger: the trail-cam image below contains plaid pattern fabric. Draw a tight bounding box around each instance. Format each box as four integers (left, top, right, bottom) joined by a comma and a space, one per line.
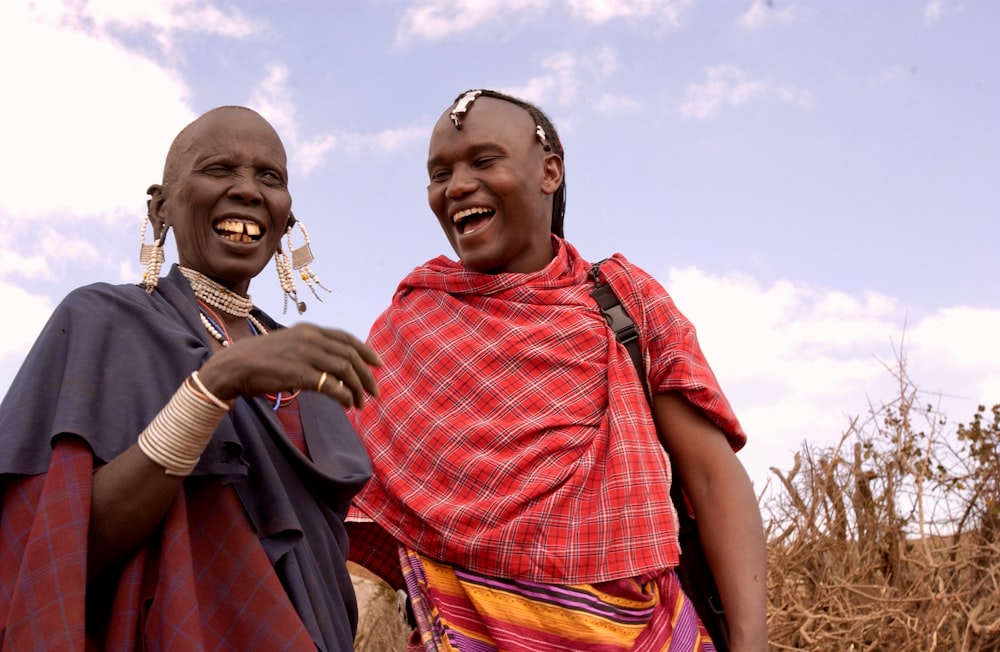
0, 437, 315, 650
351, 238, 745, 585
346, 509, 406, 590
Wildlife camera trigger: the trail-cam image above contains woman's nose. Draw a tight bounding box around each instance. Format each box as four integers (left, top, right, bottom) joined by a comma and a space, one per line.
228, 172, 264, 204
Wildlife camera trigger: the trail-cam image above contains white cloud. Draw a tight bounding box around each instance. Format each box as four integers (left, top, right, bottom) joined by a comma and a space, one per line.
0, 279, 56, 401
397, 0, 689, 42
0, 0, 266, 225
657, 266, 1000, 490
30, 0, 263, 55
372, 126, 431, 153
739, 1, 797, 30
246, 64, 339, 176
907, 306, 1000, 404
868, 64, 907, 86
680, 65, 769, 119
777, 84, 815, 108
590, 45, 620, 77
679, 65, 813, 119
505, 52, 581, 106
0, 7, 194, 222
246, 64, 425, 169
0, 281, 53, 358
504, 48, 619, 108
329, 126, 430, 156
248, 64, 298, 141
923, 0, 947, 24
566, 0, 692, 25
594, 93, 643, 115
397, 0, 551, 43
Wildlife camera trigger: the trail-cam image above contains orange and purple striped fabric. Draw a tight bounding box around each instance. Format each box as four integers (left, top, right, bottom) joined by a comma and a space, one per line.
401, 547, 716, 652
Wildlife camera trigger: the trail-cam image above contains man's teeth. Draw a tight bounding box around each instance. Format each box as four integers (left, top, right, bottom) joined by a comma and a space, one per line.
215, 220, 261, 243
452, 207, 491, 223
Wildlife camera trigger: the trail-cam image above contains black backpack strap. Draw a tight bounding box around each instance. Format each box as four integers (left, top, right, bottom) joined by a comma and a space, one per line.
590, 260, 650, 401
589, 259, 731, 651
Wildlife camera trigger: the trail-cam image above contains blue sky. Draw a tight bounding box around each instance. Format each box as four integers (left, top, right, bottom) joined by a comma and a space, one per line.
1, 0, 997, 493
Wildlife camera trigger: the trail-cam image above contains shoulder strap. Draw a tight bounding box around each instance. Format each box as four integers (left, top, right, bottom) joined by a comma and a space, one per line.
589, 259, 731, 648
589, 258, 691, 513
589, 260, 650, 399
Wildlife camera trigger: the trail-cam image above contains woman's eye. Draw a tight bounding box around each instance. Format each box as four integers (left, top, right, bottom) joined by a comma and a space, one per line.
260, 170, 286, 186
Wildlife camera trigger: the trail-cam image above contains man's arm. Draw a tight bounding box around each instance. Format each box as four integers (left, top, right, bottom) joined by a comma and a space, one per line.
652, 391, 768, 652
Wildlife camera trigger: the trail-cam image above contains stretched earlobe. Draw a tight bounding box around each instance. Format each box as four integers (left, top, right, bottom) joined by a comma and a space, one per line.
146, 184, 165, 221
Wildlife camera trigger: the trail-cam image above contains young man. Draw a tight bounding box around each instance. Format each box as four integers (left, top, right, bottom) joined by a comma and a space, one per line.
350, 90, 767, 651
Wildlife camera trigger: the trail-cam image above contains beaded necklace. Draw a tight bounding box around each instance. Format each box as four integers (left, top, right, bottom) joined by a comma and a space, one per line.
181, 267, 299, 409
179, 266, 269, 335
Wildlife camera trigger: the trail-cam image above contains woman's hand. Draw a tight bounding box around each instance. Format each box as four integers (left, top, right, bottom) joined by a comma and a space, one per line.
195, 323, 382, 408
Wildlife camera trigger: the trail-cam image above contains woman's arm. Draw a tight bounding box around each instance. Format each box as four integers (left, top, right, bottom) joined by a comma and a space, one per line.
87, 323, 381, 581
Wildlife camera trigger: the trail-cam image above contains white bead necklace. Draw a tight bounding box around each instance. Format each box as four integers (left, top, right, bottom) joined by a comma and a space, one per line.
180, 266, 255, 317
180, 266, 268, 344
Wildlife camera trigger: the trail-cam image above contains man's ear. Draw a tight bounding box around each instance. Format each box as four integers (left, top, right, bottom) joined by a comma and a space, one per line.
541, 154, 564, 195
146, 184, 167, 237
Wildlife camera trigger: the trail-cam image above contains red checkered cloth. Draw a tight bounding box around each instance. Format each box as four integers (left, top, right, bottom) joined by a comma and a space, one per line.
346, 509, 406, 591
350, 237, 745, 585
0, 436, 316, 650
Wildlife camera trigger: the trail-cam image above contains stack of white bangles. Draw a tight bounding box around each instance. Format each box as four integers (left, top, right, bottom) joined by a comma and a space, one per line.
137, 371, 230, 476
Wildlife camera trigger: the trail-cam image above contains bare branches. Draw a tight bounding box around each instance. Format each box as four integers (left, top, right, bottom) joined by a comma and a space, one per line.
765, 354, 1000, 650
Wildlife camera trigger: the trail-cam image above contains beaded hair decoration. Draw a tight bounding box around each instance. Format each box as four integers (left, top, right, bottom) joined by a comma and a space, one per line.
273, 216, 330, 314
449, 90, 481, 129
449, 89, 552, 153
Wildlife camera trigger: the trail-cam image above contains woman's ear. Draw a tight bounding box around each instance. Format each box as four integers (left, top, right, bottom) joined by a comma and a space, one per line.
146, 184, 167, 237
541, 154, 564, 195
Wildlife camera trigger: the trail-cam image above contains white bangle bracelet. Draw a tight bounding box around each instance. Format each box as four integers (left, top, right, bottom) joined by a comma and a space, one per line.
189, 370, 231, 411
137, 376, 228, 476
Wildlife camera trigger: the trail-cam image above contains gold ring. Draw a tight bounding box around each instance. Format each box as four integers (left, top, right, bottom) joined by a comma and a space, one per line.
317, 371, 329, 392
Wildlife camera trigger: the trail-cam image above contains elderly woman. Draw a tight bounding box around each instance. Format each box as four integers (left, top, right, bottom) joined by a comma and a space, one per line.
0, 106, 381, 650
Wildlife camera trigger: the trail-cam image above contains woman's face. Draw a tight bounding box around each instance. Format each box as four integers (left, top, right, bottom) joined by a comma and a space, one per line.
151, 108, 292, 294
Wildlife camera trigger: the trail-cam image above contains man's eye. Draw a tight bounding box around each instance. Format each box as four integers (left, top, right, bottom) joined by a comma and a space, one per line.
473, 157, 497, 168
202, 165, 230, 176
430, 170, 450, 182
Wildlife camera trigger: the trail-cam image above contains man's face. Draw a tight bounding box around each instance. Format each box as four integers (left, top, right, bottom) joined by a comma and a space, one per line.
426, 97, 563, 274
151, 109, 292, 293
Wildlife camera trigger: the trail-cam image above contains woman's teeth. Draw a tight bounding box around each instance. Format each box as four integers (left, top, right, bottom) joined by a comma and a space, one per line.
215, 220, 261, 243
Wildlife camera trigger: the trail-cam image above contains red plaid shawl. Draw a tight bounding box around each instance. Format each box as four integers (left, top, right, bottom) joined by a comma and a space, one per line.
351, 238, 745, 584
0, 437, 316, 651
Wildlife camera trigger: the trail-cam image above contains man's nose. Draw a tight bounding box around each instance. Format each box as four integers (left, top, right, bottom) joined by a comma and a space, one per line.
445, 166, 477, 198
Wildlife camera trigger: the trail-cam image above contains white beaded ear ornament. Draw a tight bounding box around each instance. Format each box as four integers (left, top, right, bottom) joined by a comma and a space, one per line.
139, 218, 167, 293
273, 216, 330, 314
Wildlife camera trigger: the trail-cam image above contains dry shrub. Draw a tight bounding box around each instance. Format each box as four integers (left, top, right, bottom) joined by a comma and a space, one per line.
764, 354, 1000, 651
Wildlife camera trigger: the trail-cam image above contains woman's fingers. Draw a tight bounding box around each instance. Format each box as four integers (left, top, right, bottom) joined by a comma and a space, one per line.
305, 328, 381, 406
200, 323, 381, 407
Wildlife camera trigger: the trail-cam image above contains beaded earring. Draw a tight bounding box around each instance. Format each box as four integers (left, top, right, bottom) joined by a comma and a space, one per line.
139, 219, 168, 293
273, 217, 329, 314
